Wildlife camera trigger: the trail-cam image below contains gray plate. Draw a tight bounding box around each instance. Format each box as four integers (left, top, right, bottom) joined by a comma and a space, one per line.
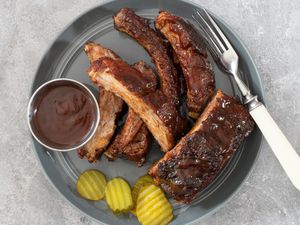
31, 0, 265, 224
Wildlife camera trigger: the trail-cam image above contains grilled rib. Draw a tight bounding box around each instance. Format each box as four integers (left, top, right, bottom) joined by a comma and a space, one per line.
156, 11, 215, 118
149, 90, 254, 203
78, 42, 124, 162
114, 8, 180, 105
105, 61, 157, 165
105, 108, 150, 166
80, 42, 154, 164
87, 44, 185, 151
78, 87, 123, 162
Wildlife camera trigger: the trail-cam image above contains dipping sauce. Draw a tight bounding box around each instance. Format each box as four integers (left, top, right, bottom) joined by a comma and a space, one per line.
32, 84, 97, 147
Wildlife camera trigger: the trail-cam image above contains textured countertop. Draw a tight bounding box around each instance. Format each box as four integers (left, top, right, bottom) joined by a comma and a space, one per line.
1, 0, 300, 224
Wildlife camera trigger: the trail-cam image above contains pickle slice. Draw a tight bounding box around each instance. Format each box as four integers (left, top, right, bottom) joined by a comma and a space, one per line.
76, 169, 107, 201
136, 184, 173, 225
132, 175, 154, 206
105, 177, 133, 213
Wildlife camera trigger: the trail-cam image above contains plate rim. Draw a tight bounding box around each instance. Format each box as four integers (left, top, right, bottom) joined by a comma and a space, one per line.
29, 0, 266, 224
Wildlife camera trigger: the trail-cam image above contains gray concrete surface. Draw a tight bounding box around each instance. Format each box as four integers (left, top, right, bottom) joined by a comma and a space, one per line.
1, 0, 300, 224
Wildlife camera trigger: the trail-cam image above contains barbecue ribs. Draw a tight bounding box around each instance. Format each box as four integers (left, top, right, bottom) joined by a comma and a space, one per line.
78, 87, 123, 162
87, 43, 185, 151
156, 11, 215, 118
114, 8, 180, 105
80, 42, 154, 164
105, 108, 150, 166
78, 42, 124, 162
105, 60, 157, 165
149, 90, 254, 203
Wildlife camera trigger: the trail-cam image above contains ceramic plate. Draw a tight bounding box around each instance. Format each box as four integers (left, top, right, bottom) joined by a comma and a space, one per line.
30, 0, 265, 224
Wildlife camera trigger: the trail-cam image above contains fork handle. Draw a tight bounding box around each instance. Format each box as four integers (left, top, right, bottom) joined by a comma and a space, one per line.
234, 72, 300, 190
250, 104, 300, 191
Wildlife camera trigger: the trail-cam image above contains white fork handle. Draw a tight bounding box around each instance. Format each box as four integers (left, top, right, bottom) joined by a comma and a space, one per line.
250, 105, 300, 191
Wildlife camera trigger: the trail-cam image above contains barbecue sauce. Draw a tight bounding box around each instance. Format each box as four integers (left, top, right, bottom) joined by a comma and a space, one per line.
154, 91, 255, 203
33, 84, 96, 147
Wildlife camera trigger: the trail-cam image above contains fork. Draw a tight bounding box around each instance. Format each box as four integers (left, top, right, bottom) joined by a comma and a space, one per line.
193, 9, 300, 191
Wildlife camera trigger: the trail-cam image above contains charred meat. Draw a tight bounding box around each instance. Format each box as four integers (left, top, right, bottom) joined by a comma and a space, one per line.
80, 42, 155, 164
78, 42, 124, 162
114, 8, 180, 105
149, 90, 254, 203
104, 61, 157, 166
78, 87, 123, 162
87, 43, 185, 151
156, 11, 215, 118
105, 108, 150, 166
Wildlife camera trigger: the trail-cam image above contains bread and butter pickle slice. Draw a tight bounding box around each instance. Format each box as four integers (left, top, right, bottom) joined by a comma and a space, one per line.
132, 175, 154, 205
136, 184, 173, 225
76, 169, 107, 200
131, 175, 154, 215
105, 177, 133, 213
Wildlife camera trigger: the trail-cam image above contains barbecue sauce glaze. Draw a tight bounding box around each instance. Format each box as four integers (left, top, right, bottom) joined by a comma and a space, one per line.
152, 91, 254, 203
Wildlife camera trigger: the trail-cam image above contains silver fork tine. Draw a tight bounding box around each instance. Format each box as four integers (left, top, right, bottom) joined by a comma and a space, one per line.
203, 9, 233, 51
191, 15, 221, 58
194, 9, 226, 53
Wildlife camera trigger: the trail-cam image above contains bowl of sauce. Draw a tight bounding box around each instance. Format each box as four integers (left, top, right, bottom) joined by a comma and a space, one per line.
27, 78, 100, 151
